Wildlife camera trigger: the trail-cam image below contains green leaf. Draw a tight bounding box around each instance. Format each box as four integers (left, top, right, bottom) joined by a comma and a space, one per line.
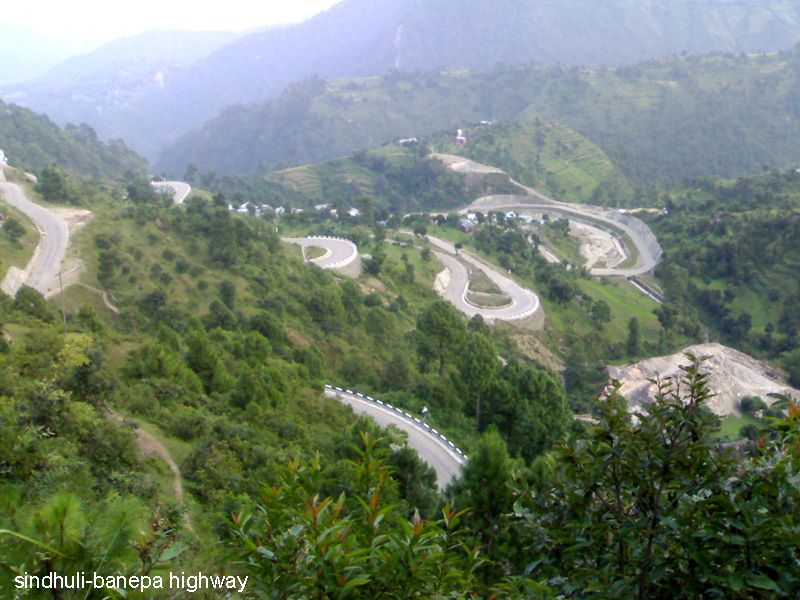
727, 573, 744, 592
745, 573, 779, 591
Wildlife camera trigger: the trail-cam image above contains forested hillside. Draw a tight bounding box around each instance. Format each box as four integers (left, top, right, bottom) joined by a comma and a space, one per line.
432, 120, 635, 205
645, 168, 800, 387
9, 0, 800, 157
0, 100, 148, 179
0, 175, 577, 595
5, 129, 800, 598
160, 49, 800, 186
175, 141, 521, 213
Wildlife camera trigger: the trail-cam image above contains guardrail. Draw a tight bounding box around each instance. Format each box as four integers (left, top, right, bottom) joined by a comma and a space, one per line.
324, 384, 468, 462
303, 236, 359, 270
151, 181, 191, 204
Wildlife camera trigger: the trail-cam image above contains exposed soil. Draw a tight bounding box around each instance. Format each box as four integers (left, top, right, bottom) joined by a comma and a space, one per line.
608, 343, 800, 416
569, 220, 626, 269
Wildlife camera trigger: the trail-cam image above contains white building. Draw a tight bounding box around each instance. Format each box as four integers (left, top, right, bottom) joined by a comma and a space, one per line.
0, 149, 6, 165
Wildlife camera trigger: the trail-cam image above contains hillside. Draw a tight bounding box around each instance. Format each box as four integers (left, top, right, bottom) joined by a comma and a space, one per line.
259, 143, 520, 212
1, 29, 238, 158
431, 121, 635, 205
642, 168, 800, 386
159, 50, 800, 185
0, 100, 148, 179
9, 0, 800, 158
3, 171, 800, 596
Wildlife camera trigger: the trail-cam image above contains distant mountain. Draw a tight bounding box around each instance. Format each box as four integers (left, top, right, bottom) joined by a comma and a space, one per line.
0, 25, 94, 86
157, 49, 800, 187
7, 0, 800, 159
1, 29, 238, 155
0, 100, 148, 179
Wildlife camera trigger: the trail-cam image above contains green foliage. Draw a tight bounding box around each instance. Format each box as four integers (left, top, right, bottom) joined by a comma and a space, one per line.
448, 428, 514, 551
228, 436, 485, 597
649, 168, 800, 366
740, 395, 768, 416
0, 102, 147, 179
516, 356, 800, 597
0, 493, 182, 598
1, 217, 25, 243
162, 49, 800, 187
416, 299, 466, 376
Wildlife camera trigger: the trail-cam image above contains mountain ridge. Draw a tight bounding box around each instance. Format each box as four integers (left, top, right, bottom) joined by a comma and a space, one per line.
7, 0, 800, 158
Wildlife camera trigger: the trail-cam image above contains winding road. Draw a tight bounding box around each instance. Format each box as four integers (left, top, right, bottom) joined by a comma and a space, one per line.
426, 235, 541, 322
325, 386, 466, 489
434, 153, 663, 278
282, 236, 360, 272
469, 195, 661, 277
0, 171, 69, 298
152, 180, 192, 204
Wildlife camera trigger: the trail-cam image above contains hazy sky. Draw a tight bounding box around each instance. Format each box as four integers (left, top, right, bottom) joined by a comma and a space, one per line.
3, 0, 343, 44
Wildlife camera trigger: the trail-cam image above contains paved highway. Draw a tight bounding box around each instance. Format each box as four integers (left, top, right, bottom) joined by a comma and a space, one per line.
152, 180, 192, 204
325, 386, 466, 489
426, 235, 541, 322
283, 236, 359, 270
0, 178, 69, 297
469, 196, 661, 277
434, 153, 663, 277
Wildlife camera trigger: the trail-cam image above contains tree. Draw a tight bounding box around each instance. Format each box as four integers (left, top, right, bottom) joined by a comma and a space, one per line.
0, 493, 181, 597
627, 317, 641, 356
416, 300, 464, 376
484, 363, 570, 462
447, 428, 517, 579
459, 333, 497, 430
518, 356, 800, 597
36, 166, 73, 204
364, 246, 386, 276
228, 436, 484, 597
590, 299, 612, 329
2, 217, 25, 243
218, 279, 237, 310
12, 286, 55, 322
739, 395, 767, 416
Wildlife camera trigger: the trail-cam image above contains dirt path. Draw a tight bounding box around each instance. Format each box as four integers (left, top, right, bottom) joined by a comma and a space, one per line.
79, 283, 120, 314
106, 409, 194, 533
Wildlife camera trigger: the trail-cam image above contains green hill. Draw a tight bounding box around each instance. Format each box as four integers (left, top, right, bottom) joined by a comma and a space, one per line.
644, 168, 800, 385
0, 99, 148, 179
159, 50, 800, 188
432, 120, 635, 205
14, 0, 800, 159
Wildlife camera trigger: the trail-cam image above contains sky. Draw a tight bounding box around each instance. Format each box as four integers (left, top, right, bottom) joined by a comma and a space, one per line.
2, 0, 343, 45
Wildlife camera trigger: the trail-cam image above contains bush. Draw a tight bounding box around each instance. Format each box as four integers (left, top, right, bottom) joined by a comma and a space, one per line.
739, 395, 767, 416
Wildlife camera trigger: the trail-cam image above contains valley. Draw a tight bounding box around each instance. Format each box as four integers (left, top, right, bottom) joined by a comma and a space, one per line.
4, 2, 800, 596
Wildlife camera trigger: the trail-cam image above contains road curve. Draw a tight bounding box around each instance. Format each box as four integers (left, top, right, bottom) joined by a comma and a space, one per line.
325, 386, 466, 489
434, 153, 663, 277
282, 236, 359, 270
426, 235, 540, 322
152, 180, 192, 204
470, 197, 661, 277
0, 178, 69, 297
